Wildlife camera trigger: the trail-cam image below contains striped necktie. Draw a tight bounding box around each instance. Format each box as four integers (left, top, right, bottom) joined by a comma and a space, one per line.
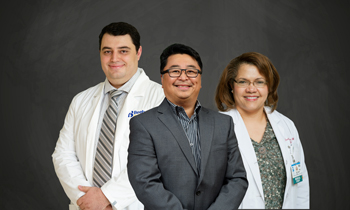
93, 89, 123, 187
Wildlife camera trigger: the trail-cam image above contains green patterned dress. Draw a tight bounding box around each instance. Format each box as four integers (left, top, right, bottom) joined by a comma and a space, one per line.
251, 121, 286, 209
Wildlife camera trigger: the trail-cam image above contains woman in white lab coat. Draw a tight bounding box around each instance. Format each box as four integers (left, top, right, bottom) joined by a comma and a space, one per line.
215, 52, 309, 209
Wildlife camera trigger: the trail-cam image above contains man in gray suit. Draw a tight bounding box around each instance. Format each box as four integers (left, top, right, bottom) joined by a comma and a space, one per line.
127, 43, 248, 210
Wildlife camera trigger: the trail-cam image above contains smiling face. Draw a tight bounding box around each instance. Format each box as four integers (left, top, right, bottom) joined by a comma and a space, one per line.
100, 34, 142, 88
232, 63, 268, 115
161, 54, 202, 107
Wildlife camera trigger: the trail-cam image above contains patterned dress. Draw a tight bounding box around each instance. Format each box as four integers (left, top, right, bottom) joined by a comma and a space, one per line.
251, 121, 286, 209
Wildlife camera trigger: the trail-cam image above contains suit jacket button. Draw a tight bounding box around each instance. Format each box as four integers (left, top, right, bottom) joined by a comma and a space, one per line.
196, 191, 201, 196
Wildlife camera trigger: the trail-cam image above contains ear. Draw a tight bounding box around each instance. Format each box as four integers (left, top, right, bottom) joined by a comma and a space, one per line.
160, 75, 164, 88
229, 82, 234, 90
137, 46, 142, 60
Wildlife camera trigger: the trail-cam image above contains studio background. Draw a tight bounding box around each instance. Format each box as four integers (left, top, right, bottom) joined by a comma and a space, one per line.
1, 0, 349, 209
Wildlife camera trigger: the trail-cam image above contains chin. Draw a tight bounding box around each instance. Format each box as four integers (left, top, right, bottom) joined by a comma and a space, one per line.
248, 106, 264, 112
238, 105, 262, 112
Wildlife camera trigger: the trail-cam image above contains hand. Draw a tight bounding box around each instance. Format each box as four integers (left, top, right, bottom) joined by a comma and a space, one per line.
77, 186, 110, 210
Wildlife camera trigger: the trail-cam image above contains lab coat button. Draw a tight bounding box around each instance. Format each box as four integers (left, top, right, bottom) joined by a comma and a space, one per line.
196, 191, 201, 196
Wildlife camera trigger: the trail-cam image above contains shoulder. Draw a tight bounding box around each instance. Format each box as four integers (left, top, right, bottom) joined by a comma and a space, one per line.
134, 70, 164, 96
218, 109, 237, 124
71, 82, 103, 104
130, 105, 159, 122
266, 107, 298, 136
218, 109, 235, 118
136, 68, 161, 88
202, 107, 233, 123
129, 106, 160, 133
266, 107, 295, 126
144, 79, 163, 92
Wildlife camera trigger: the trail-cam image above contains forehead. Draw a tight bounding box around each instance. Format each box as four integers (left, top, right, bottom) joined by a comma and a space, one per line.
100, 34, 135, 50
236, 63, 265, 78
165, 54, 200, 68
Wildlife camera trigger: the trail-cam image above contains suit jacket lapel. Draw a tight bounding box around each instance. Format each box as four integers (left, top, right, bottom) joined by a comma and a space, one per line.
231, 109, 264, 198
197, 107, 214, 184
157, 99, 199, 176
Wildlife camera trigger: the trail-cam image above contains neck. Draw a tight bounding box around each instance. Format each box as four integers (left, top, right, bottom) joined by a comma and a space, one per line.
237, 107, 266, 123
169, 98, 197, 118
183, 104, 196, 118
108, 78, 126, 89
109, 69, 138, 89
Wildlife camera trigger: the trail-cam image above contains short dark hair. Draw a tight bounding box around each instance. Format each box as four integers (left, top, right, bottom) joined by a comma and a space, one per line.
160, 43, 203, 73
215, 52, 280, 112
99, 22, 140, 51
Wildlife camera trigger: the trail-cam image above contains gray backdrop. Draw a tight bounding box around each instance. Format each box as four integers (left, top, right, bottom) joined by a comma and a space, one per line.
1, 0, 349, 209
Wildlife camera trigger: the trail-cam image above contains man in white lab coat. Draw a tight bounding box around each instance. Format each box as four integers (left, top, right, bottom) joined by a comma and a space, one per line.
52, 22, 164, 210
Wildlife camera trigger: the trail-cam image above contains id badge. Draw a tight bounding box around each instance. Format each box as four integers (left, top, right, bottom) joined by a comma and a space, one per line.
291, 161, 303, 184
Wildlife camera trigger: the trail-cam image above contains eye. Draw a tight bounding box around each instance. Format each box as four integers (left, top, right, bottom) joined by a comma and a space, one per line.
237, 80, 248, 84
169, 69, 181, 74
186, 69, 196, 74
120, 50, 128, 54
104, 50, 111, 54
256, 80, 265, 85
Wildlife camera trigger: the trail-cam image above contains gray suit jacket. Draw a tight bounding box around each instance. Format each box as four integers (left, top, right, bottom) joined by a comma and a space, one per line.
127, 99, 248, 210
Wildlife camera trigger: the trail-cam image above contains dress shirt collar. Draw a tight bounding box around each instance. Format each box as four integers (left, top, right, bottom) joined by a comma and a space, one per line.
166, 98, 202, 119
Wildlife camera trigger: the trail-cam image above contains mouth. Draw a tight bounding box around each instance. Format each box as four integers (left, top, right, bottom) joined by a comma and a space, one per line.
109, 64, 125, 68
174, 84, 192, 90
244, 96, 258, 101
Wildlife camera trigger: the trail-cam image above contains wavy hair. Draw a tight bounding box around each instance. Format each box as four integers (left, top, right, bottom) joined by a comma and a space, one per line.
215, 52, 280, 112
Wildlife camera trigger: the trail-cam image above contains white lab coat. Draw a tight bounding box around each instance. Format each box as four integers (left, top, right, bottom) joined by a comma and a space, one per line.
52, 69, 165, 210
221, 107, 309, 209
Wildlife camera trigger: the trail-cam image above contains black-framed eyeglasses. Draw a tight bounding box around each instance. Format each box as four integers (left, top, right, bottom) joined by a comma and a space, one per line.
233, 79, 267, 88
161, 68, 202, 78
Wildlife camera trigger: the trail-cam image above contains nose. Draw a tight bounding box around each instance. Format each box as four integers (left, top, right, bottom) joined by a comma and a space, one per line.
246, 83, 257, 92
111, 52, 119, 62
178, 70, 188, 80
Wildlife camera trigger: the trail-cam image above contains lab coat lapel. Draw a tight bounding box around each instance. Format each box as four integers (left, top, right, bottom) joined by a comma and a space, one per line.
157, 99, 199, 176
231, 109, 264, 198
85, 83, 105, 182
197, 107, 213, 184
265, 107, 292, 201
112, 70, 148, 174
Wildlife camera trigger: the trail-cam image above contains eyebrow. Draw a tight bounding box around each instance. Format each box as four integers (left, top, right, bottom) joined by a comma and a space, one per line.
237, 77, 265, 80
168, 65, 198, 68
118, 46, 131, 50
101, 46, 131, 51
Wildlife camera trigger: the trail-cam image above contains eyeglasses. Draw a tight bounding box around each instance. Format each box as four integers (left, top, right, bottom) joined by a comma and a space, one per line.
234, 79, 267, 88
161, 68, 202, 78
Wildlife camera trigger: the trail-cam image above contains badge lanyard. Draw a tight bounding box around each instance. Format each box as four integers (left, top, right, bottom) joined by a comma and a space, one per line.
288, 142, 303, 184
